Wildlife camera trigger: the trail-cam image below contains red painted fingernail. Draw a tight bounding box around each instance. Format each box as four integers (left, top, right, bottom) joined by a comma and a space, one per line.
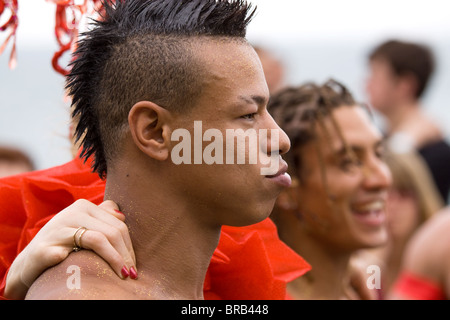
121, 266, 129, 279
114, 209, 124, 215
130, 266, 138, 280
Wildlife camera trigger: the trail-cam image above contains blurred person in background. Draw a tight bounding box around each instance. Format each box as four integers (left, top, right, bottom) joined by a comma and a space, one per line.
366, 39, 450, 203
388, 204, 450, 300
254, 45, 286, 95
0, 146, 35, 178
268, 79, 392, 300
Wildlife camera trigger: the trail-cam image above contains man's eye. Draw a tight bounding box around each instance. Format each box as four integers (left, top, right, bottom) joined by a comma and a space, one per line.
375, 148, 385, 159
339, 157, 362, 171
241, 113, 257, 120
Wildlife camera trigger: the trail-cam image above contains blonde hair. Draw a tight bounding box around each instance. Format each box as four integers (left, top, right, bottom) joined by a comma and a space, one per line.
385, 149, 444, 222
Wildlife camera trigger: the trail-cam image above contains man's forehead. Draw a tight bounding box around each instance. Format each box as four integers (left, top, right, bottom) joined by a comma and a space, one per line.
194, 38, 257, 63
192, 39, 268, 99
318, 106, 382, 147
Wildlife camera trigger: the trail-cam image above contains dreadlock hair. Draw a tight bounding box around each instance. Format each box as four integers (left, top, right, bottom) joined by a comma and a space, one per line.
268, 79, 367, 183
67, 0, 256, 178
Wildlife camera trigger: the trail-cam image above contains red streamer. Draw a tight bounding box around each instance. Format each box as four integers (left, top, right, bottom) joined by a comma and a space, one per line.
0, 0, 103, 75
0, 0, 19, 69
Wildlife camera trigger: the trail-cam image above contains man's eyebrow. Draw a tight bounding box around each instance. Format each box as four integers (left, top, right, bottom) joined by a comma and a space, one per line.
334, 145, 361, 157
238, 95, 268, 106
334, 138, 385, 156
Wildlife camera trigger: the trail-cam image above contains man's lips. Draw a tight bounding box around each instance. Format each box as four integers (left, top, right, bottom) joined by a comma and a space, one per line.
265, 162, 292, 187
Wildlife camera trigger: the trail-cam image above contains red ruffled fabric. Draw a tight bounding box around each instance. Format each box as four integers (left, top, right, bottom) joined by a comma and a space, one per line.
391, 271, 446, 300
0, 156, 105, 299
0, 157, 310, 300
205, 219, 310, 300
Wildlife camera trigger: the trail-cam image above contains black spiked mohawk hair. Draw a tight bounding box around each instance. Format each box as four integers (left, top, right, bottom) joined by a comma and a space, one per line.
67, 0, 256, 178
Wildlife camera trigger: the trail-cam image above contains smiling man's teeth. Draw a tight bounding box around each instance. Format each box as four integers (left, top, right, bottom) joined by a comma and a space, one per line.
353, 201, 384, 213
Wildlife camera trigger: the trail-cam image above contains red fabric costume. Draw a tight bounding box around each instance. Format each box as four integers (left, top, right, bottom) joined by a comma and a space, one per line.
391, 271, 446, 300
0, 156, 311, 299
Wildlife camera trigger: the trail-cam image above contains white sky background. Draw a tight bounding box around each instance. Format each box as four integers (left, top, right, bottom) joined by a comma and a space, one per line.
1, 0, 450, 170
10, 0, 450, 66
248, 0, 450, 42
13, 0, 450, 44
246, 0, 450, 135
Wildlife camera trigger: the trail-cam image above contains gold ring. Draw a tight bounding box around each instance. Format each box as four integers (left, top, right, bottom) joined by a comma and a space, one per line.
73, 227, 87, 252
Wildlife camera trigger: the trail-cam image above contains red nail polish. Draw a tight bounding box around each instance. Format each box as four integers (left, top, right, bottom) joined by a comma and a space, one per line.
114, 209, 124, 215
121, 266, 129, 279
130, 266, 138, 280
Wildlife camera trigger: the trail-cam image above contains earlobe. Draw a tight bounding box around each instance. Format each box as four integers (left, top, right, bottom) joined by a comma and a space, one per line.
399, 72, 419, 97
128, 101, 172, 161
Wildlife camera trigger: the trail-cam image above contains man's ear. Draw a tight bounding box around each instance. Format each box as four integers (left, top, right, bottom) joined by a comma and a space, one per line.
398, 72, 419, 99
128, 101, 172, 161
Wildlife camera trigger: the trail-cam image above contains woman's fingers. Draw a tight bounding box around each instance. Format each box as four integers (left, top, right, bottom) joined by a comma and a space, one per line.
85, 201, 137, 267
77, 229, 137, 279
55, 199, 137, 279
69, 202, 137, 278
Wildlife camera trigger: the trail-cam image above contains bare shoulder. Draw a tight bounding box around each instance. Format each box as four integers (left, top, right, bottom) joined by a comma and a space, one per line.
402, 208, 450, 278
406, 208, 450, 255
25, 250, 129, 300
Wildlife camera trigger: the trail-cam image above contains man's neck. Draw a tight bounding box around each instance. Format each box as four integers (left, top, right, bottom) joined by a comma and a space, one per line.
384, 100, 421, 134
384, 100, 443, 148
277, 216, 352, 299
289, 234, 352, 299
104, 169, 222, 300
